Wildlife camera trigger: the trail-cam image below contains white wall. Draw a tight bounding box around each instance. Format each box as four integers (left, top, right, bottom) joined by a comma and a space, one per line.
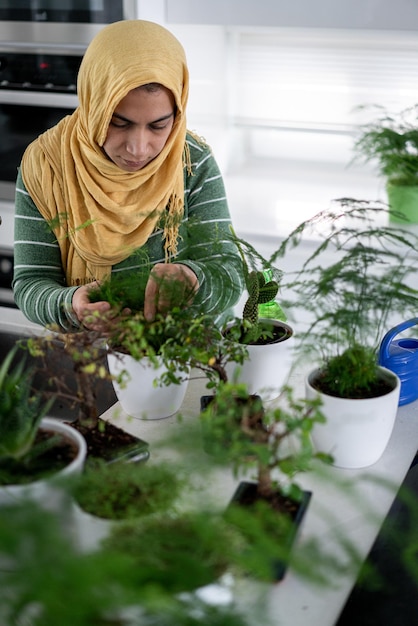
165, 0, 418, 31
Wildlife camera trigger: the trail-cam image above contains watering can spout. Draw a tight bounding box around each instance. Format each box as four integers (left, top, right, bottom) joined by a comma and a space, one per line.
379, 318, 418, 406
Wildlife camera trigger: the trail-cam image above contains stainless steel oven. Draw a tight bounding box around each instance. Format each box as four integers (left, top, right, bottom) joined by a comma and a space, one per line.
0, 0, 137, 306
0, 50, 81, 202
0, 1, 137, 47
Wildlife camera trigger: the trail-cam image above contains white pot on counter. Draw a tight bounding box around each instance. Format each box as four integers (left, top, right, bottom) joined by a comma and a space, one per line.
0, 417, 87, 508
107, 352, 189, 420
305, 366, 401, 469
225, 320, 295, 402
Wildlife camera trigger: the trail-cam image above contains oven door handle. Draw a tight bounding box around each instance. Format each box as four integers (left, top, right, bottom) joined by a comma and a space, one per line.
0, 90, 78, 108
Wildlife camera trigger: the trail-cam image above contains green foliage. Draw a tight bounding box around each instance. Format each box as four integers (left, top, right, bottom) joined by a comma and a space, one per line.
353, 104, 418, 187
102, 511, 246, 594
0, 501, 255, 626
227, 228, 284, 344
88, 250, 196, 314
0, 345, 53, 463
107, 307, 249, 389
88, 249, 151, 312
72, 459, 185, 520
26, 329, 110, 430
314, 344, 380, 399
89, 271, 149, 312
274, 198, 418, 397
201, 384, 331, 500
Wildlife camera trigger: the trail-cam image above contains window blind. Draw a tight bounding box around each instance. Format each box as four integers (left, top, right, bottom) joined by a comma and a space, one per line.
229, 28, 418, 132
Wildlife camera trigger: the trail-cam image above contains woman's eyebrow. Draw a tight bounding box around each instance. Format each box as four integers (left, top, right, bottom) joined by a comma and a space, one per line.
112, 112, 174, 124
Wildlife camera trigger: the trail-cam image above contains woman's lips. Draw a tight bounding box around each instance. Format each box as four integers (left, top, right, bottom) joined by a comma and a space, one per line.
122, 159, 146, 169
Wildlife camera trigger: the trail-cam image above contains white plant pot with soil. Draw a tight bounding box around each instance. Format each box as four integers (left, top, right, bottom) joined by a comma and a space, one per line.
107, 352, 189, 420
305, 367, 401, 469
71, 502, 115, 553
0, 417, 87, 508
225, 320, 295, 402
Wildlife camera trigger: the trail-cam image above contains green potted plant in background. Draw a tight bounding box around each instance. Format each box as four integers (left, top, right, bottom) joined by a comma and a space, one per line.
353, 104, 418, 223
275, 198, 418, 468
0, 345, 87, 507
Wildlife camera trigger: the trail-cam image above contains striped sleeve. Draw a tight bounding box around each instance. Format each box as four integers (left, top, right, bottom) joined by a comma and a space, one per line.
12, 169, 80, 329
174, 135, 244, 324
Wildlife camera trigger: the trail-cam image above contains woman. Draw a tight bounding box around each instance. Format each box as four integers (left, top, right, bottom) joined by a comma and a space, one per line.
13, 20, 243, 331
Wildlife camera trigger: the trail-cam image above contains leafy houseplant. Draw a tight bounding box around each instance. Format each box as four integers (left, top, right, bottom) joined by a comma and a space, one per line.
0, 344, 87, 505
275, 198, 418, 467
353, 104, 418, 222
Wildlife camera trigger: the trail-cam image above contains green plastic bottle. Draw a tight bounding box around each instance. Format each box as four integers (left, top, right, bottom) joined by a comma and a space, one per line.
258, 269, 287, 322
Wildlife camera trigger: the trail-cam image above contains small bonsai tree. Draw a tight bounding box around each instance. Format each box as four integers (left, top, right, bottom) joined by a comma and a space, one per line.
201, 383, 329, 502
200, 383, 331, 582
273, 198, 418, 398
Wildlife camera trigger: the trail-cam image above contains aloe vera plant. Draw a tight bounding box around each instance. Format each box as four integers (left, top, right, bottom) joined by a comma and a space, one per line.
0, 345, 53, 462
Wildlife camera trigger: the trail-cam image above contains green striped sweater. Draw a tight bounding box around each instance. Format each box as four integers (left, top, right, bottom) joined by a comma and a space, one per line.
13, 134, 244, 330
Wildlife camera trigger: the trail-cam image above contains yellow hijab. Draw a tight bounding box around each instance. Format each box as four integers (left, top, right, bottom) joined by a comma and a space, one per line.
20, 20, 189, 286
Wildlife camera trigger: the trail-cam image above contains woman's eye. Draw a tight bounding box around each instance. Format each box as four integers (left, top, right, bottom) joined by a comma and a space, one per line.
150, 123, 168, 131
110, 118, 129, 128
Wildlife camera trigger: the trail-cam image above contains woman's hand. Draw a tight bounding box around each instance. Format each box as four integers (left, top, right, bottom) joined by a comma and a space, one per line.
72, 282, 129, 331
144, 263, 199, 321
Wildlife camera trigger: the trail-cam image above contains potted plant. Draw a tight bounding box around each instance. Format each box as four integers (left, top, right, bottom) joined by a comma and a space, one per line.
200, 382, 330, 581
104, 309, 192, 420
275, 198, 418, 468
102, 509, 246, 596
353, 104, 418, 223
25, 326, 149, 462
223, 230, 295, 402
0, 345, 87, 507
70, 458, 185, 552
88, 264, 252, 410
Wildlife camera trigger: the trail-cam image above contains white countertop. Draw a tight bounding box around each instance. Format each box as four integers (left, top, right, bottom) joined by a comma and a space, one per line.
99, 370, 418, 626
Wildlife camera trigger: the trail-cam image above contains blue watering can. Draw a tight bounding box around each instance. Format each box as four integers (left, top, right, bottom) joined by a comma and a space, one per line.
378, 318, 418, 406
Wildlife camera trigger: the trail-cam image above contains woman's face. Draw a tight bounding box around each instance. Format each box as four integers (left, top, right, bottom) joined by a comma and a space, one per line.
103, 85, 176, 172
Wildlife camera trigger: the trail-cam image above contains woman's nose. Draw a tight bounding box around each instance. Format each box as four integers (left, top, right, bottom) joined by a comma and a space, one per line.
126, 128, 148, 157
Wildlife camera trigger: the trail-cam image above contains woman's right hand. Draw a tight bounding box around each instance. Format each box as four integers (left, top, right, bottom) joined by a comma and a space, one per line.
72, 282, 129, 331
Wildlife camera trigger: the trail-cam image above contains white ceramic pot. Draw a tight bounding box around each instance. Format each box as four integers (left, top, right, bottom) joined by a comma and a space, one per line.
0, 417, 87, 507
305, 367, 401, 469
72, 501, 114, 553
107, 352, 189, 420
225, 321, 295, 402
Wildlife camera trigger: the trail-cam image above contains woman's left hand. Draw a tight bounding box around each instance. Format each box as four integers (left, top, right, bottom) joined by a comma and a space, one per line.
144, 263, 198, 321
